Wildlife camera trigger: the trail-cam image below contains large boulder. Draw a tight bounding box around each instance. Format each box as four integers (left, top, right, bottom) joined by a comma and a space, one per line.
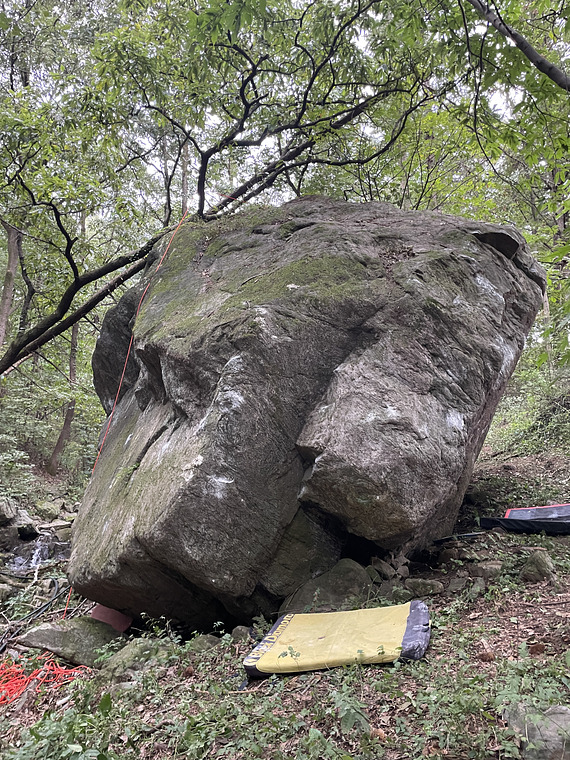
68, 197, 545, 626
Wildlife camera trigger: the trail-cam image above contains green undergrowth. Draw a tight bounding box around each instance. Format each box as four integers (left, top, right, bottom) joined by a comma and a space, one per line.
484, 352, 570, 458
458, 362, 570, 532
2, 531, 570, 760
459, 472, 568, 531
3, 632, 569, 760
487, 390, 570, 457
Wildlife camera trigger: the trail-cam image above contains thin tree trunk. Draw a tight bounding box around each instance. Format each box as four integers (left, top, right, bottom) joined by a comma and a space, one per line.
45, 322, 79, 476
162, 133, 170, 226
465, 0, 570, 92
0, 221, 22, 349
541, 287, 554, 381
17, 231, 35, 335
181, 141, 189, 216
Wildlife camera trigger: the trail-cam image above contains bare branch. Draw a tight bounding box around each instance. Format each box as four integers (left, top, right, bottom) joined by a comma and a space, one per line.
0, 230, 169, 375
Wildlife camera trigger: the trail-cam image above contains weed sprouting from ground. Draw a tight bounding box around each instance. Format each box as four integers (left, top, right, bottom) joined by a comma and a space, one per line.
2, 533, 569, 760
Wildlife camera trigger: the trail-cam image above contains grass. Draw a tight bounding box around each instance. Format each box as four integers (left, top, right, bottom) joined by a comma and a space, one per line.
2, 362, 570, 759
1, 528, 570, 760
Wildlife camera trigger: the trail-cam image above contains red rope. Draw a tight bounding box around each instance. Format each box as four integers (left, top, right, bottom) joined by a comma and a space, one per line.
92, 210, 189, 472
62, 586, 73, 620
0, 654, 90, 705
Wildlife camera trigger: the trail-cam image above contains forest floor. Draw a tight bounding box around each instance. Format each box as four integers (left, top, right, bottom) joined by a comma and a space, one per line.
1, 445, 569, 760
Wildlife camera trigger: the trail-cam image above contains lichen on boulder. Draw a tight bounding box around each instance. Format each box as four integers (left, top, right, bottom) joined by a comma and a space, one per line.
67, 196, 546, 627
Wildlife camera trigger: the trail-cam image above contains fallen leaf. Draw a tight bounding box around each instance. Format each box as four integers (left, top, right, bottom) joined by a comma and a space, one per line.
528, 643, 545, 655
479, 638, 495, 661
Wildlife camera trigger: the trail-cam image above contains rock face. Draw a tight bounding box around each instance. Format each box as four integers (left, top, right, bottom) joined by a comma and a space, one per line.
67, 196, 546, 627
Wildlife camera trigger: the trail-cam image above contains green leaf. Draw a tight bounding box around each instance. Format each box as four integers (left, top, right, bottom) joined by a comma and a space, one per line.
97, 692, 112, 716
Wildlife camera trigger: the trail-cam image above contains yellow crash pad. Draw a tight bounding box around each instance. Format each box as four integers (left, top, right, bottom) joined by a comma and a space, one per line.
243, 600, 430, 677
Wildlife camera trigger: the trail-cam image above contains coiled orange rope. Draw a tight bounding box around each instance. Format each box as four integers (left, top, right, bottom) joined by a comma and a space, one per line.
0, 653, 90, 705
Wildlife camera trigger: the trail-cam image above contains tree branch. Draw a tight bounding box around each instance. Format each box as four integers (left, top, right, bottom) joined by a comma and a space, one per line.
0, 230, 169, 375
465, 0, 570, 91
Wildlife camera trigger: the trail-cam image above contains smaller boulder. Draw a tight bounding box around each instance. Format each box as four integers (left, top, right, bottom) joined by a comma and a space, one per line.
370, 558, 396, 580
99, 638, 172, 680
447, 577, 468, 593
15, 510, 39, 540
468, 577, 486, 598
391, 586, 414, 604
17, 617, 125, 667
0, 495, 18, 525
505, 703, 570, 760
35, 499, 65, 521
0, 525, 19, 550
231, 625, 251, 643
520, 551, 556, 583
457, 547, 480, 562
375, 579, 402, 601
468, 560, 504, 582
404, 578, 445, 597
187, 634, 221, 653
54, 526, 72, 542
0, 582, 18, 602
279, 558, 373, 614
366, 566, 382, 583
438, 547, 459, 566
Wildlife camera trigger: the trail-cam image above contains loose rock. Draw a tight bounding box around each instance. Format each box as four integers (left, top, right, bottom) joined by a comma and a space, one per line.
468, 577, 487, 598
520, 551, 556, 583
99, 638, 173, 681
468, 560, 504, 582
17, 617, 125, 668
505, 703, 570, 760
447, 577, 468, 593
404, 578, 445, 596
0, 582, 17, 602
187, 634, 221, 653
280, 558, 373, 614
370, 558, 396, 580
0, 496, 18, 525
231, 625, 251, 643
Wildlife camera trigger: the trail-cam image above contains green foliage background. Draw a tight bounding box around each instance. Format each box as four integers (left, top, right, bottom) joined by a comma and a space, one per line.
0, 0, 569, 501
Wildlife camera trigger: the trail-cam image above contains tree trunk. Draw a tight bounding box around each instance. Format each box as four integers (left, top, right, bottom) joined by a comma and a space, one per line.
45, 322, 79, 476
161, 133, 171, 226
17, 229, 35, 335
0, 222, 22, 349
541, 289, 554, 380
181, 140, 189, 216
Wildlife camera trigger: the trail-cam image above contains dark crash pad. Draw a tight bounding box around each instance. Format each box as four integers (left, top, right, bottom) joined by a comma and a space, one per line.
481, 503, 570, 535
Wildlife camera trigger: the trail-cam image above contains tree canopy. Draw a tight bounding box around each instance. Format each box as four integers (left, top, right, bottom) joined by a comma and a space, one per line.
0, 0, 569, 379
